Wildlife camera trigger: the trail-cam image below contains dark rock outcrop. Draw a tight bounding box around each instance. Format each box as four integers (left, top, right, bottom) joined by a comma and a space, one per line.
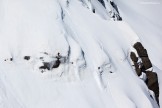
98, 0, 105, 8
4, 58, 13, 61
92, 9, 95, 13
39, 53, 62, 71
52, 53, 61, 68
130, 42, 159, 105
141, 57, 152, 70
133, 42, 152, 70
109, 1, 122, 21
39, 59, 61, 70
146, 71, 159, 104
10, 58, 13, 61
134, 62, 142, 76
133, 42, 144, 52
52, 59, 61, 68
39, 62, 50, 70
24, 56, 30, 60
130, 52, 142, 76
133, 42, 148, 57
130, 52, 138, 62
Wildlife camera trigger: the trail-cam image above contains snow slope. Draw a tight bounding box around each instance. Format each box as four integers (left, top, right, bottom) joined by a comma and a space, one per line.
113, 0, 162, 106
0, 0, 161, 108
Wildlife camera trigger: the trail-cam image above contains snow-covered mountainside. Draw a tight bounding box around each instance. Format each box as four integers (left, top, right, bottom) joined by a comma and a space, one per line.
0, 0, 162, 108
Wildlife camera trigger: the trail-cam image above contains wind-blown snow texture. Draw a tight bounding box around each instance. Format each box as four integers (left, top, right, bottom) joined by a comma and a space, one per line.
0, 0, 161, 108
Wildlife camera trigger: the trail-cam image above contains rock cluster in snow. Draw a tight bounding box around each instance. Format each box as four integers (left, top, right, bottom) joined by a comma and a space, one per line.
130, 42, 159, 105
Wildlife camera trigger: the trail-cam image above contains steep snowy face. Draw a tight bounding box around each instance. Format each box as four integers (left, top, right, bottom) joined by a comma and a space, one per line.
0, 0, 161, 108
113, 0, 162, 106
113, 0, 162, 69
0, 0, 69, 59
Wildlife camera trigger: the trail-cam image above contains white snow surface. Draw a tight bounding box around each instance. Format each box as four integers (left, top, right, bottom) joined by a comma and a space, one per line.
0, 0, 161, 108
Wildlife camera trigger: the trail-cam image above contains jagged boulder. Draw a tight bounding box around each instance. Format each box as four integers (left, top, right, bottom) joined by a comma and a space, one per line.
118, 16, 122, 21
110, 1, 119, 13
39, 62, 50, 70
133, 42, 152, 70
52, 59, 61, 68
134, 62, 142, 76
4, 58, 13, 61
39, 59, 61, 70
130, 52, 138, 62
38, 52, 64, 71
132, 42, 159, 104
24, 56, 30, 60
98, 0, 105, 8
133, 42, 148, 57
92, 9, 95, 13
141, 57, 152, 70
10, 58, 13, 61
140, 49, 148, 57
145, 71, 159, 104
133, 42, 144, 51
130, 52, 141, 76
146, 71, 158, 86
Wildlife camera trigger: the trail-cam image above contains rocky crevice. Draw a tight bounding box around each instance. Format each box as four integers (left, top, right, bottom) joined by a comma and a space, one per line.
97, 0, 122, 20
98, 0, 106, 8
109, 1, 122, 21
130, 42, 159, 105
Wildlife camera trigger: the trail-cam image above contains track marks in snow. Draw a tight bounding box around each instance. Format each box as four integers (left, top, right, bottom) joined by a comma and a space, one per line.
67, 36, 86, 81
60, 2, 114, 85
